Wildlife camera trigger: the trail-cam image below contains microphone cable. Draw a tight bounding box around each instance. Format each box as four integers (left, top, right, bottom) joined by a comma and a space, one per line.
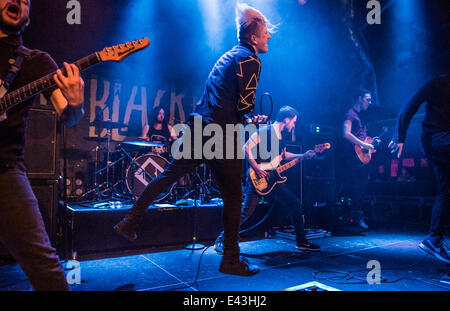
259, 92, 273, 120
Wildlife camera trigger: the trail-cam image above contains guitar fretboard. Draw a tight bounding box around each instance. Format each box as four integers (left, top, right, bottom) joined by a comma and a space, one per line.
274, 143, 330, 174
0, 53, 100, 113
276, 158, 300, 174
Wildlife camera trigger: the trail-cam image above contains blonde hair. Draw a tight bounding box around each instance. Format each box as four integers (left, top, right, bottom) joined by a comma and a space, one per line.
235, 3, 276, 43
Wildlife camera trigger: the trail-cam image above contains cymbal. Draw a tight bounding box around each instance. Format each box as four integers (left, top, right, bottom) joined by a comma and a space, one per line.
121, 141, 164, 148
89, 120, 127, 128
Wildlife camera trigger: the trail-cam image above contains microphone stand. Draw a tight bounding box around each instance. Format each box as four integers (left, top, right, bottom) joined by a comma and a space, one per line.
185, 167, 205, 250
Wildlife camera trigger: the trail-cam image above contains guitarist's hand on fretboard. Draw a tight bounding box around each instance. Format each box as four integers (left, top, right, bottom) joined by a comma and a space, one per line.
53, 62, 85, 107
303, 150, 316, 160
0, 38, 149, 119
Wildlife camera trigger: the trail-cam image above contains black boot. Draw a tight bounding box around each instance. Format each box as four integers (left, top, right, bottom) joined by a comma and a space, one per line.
113, 214, 140, 242
219, 256, 260, 276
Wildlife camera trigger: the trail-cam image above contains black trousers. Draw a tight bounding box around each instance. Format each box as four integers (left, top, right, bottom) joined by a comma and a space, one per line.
128, 122, 244, 259
421, 130, 450, 244
342, 154, 369, 221
0, 167, 68, 291
240, 179, 306, 244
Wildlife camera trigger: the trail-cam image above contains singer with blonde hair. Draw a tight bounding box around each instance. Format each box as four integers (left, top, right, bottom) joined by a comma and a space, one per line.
114, 3, 276, 276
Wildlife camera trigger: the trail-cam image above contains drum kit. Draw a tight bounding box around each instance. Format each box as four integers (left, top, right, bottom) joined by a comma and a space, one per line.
79, 120, 219, 204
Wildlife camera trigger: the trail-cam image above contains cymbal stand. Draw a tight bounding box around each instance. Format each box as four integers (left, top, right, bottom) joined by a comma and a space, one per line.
101, 122, 113, 196
198, 165, 219, 202
78, 136, 108, 201
79, 104, 115, 201
181, 164, 216, 202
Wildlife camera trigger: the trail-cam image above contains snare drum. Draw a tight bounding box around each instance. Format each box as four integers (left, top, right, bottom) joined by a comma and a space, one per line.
125, 153, 174, 202
149, 134, 169, 155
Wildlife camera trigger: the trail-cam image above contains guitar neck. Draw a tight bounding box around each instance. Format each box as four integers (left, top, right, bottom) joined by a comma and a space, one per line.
273, 143, 330, 174
0, 52, 100, 114
276, 157, 300, 174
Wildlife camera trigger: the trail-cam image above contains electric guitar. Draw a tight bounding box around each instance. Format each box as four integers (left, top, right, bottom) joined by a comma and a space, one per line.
249, 142, 331, 196
0, 38, 150, 121
354, 127, 388, 164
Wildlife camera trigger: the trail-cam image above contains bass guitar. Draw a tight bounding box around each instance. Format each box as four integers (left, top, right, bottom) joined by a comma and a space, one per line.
249, 142, 331, 196
0, 38, 150, 121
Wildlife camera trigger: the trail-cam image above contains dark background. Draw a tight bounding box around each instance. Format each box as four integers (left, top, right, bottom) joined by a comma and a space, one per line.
21, 0, 450, 198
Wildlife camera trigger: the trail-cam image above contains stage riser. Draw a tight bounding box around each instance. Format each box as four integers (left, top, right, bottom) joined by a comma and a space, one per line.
66, 204, 224, 256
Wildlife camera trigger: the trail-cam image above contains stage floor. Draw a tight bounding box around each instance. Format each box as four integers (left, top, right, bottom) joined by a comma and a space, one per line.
0, 228, 449, 291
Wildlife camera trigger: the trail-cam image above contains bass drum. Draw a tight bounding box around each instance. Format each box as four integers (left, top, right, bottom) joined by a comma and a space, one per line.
125, 153, 174, 202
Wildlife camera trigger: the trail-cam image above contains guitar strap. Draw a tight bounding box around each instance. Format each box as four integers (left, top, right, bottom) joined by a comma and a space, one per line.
1, 45, 31, 94
0, 46, 31, 120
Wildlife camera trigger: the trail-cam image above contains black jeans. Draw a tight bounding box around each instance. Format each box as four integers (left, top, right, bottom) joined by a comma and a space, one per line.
0, 167, 68, 291
220, 176, 306, 245
421, 131, 450, 244
342, 154, 369, 221
128, 121, 244, 259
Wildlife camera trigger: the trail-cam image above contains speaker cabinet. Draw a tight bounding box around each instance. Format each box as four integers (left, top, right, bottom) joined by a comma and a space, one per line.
302, 181, 337, 228
29, 179, 60, 244
24, 108, 59, 179
299, 130, 336, 181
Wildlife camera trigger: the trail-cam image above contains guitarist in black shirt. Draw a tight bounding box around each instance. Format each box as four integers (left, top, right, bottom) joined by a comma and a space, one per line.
214, 106, 320, 253
0, 0, 85, 290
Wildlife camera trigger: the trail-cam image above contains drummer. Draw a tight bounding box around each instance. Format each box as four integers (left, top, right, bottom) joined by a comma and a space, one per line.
141, 106, 188, 191
141, 106, 177, 155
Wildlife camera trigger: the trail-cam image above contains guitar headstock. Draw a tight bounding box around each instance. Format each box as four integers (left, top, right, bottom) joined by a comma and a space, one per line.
314, 142, 331, 153
98, 38, 150, 62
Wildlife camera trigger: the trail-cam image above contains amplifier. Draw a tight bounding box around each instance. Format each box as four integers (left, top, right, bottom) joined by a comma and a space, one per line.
24, 108, 59, 179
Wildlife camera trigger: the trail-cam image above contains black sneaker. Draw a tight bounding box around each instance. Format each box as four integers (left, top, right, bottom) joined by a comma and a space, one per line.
296, 241, 321, 252
419, 237, 450, 264
358, 218, 369, 230
219, 257, 260, 276
214, 235, 224, 254
113, 216, 139, 242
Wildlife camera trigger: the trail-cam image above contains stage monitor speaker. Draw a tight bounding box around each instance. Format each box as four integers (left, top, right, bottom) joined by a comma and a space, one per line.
24, 108, 59, 179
